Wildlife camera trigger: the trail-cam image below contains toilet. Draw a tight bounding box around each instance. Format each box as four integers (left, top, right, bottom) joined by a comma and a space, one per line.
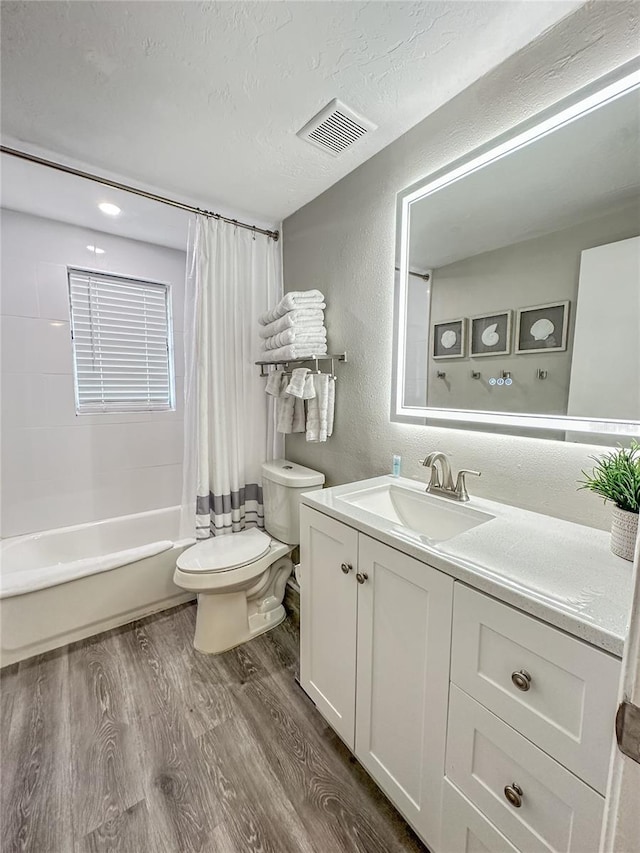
174, 460, 324, 654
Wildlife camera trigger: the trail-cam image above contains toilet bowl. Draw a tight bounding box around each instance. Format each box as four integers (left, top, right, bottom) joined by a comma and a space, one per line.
174, 460, 324, 654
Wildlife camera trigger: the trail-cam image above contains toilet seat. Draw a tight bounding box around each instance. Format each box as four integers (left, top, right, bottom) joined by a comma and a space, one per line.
176, 528, 272, 574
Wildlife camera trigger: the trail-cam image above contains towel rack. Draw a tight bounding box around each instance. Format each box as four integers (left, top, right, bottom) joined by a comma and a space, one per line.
255, 352, 347, 377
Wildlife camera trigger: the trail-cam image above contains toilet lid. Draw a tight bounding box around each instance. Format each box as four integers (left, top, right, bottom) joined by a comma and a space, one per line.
176, 528, 271, 573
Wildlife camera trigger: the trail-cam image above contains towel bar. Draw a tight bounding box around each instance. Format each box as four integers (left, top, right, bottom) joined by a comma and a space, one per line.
255, 353, 347, 377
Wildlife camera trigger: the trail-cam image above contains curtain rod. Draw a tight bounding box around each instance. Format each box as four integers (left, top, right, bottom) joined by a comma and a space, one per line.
394, 266, 431, 281
0, 145, 280, 242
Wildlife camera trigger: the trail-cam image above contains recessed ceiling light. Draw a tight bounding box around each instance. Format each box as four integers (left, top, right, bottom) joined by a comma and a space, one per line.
98, 202, 121, 216
86, 245, 106, 254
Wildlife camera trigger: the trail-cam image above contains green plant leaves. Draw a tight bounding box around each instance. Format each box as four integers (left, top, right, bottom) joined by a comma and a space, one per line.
578, 440, 640, 514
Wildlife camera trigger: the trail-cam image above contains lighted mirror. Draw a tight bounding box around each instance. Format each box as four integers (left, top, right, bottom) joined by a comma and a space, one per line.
393, 65, 640, 441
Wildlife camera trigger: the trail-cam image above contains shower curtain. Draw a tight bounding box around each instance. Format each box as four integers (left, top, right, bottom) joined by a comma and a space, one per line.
180, 216, 283, 539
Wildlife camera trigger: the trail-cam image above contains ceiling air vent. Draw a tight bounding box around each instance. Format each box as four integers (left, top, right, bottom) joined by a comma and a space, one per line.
297, 99, 377, 157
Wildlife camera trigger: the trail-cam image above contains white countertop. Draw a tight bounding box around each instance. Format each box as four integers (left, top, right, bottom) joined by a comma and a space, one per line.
301, 475, 634, 657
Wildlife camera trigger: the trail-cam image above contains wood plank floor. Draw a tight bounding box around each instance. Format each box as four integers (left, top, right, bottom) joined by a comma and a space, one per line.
1, 592, 428, 853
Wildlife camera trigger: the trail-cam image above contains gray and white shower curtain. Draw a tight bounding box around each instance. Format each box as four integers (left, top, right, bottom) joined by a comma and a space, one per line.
180, 216, 283, 539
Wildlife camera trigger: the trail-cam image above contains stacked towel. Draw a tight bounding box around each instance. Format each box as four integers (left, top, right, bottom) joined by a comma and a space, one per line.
259, 290, 326, 326
259, 291, 328, 362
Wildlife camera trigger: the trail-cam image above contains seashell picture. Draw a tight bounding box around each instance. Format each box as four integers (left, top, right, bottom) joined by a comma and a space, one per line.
516, 301, 569, 354
433, 317, 467, 359
469, 310, 512, 357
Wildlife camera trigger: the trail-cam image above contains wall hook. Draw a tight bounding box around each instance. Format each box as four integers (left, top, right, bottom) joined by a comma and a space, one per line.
536, 368, 548, 380
436, 371, 446, 379
470, 370, 481, 380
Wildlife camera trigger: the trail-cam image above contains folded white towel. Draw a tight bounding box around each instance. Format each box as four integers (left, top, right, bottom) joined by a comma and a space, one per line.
263, 328, 327, 350
306, 373, 334, 442
259, 290, 325, 325
261, 343, 328, 362
259, 309, 325, 339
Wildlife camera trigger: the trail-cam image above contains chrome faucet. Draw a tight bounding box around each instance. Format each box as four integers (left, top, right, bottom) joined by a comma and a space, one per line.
420, 451, 481, 502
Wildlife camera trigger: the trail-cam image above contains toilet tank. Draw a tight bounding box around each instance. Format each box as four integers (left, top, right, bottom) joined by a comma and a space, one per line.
262, 460, 325, 545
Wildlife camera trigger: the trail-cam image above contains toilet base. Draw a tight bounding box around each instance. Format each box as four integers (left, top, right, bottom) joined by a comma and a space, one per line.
194, 594, 287, 654
191, 554, 293, 654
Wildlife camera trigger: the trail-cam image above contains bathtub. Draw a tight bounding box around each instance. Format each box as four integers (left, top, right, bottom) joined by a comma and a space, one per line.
0, 507, 196, 666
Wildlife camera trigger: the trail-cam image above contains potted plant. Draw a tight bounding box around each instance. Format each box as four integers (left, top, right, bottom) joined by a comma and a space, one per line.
579, 440, 640, 561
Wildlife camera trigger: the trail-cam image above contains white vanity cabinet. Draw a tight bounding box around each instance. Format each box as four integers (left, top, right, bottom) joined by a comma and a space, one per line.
300, 506, 453, 850
299, 502, 621, 853
299, 505, 359, 747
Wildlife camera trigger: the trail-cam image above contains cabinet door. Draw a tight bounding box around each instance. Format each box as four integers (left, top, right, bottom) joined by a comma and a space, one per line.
300, 506, 359, 748
355, 535, 453, 851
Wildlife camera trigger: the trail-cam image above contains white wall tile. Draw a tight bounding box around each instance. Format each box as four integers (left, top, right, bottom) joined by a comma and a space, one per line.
0, 257, 39, 317
36, 262, 70, 321
1, 209, 187, 537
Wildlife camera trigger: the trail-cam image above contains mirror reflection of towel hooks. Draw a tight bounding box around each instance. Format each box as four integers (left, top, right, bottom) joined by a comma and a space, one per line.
536, 368, 548, 380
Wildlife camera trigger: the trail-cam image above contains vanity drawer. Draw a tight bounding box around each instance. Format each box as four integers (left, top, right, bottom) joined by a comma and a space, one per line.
451, 584, 619, 793
446, 685, 604, 853
441, 779, 520, 853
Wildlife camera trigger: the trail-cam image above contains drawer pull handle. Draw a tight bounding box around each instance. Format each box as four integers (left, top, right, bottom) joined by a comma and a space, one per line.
504, 783, 523, 808
341, 562, 352, 574
511, 669, 532, 692
356, 572, 369, 584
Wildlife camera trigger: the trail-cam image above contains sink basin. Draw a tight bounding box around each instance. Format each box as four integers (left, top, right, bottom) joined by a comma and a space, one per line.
338, 483, 494, 543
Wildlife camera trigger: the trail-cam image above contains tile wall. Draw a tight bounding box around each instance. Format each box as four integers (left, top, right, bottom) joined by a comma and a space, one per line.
0, 208, 186, 537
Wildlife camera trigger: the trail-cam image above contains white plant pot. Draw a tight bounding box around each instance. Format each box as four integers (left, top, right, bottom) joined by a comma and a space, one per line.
610, 506, 639, 562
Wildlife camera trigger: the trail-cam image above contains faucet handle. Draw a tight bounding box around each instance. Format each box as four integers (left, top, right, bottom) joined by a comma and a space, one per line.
455, 469, 481, 501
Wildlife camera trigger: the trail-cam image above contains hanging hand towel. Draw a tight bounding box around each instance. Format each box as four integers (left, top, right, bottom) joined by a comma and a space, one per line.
259, 309, 325, 339
259, 290, 325, 325
305, 373, 332, 442
285, 367, 310, 398
292, 397, 306, 433
276, 393, 296, 434
327, 376, 335, 437
264, 369, 285, 396
261, 343, 328, 362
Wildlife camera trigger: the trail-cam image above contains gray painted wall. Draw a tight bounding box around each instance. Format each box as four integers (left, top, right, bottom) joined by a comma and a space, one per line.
282, 2, 640, 531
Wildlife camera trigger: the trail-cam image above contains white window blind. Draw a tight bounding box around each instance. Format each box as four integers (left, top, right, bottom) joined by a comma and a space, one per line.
68, 269, 175, 413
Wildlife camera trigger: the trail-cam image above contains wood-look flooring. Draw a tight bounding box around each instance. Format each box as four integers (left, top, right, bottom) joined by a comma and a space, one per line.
1, 591, 428, 853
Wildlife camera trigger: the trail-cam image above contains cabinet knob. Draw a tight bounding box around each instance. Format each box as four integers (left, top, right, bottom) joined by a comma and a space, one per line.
504, 783, 523, 808
511, 669, 532, 692
356, 572, 369, 584
340, 562, 352, 574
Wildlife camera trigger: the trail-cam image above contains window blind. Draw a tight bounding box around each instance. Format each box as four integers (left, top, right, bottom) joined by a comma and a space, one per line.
68, 269, 175, 413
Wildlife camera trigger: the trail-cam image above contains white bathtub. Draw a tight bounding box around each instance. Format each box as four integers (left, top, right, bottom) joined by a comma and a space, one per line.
0, 507, 196, 666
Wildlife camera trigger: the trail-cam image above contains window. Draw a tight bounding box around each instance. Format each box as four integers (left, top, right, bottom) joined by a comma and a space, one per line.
68, 268, 175, 413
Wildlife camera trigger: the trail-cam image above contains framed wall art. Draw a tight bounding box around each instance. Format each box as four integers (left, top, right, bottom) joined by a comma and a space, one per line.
516, 301, 569, 353
433, 317, 466, 359
469, 310, 512, 357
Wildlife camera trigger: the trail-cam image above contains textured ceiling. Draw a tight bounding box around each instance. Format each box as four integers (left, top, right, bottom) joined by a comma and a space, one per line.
1, 1, 582, 223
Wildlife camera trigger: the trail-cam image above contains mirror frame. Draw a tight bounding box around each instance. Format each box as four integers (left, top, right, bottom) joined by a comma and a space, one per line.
392, 62, 640, 439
